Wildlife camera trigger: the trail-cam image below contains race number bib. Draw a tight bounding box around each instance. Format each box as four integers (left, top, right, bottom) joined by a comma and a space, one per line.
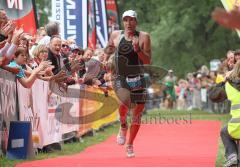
126, 75, 144, 91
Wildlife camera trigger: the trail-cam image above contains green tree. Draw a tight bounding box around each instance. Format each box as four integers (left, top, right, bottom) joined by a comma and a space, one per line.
117, 0, 240, 77
35, 0, 51, 27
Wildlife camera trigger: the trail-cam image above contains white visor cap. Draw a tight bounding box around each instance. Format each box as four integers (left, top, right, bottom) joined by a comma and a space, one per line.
122, 10, 137, 20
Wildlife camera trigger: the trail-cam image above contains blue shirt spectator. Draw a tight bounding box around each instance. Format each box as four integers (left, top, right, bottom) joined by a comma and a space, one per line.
8, 61, 25, 78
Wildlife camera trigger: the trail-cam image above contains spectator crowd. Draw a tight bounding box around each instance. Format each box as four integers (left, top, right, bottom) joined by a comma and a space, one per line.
146, 50, 239, 113
0, 9, 114, 95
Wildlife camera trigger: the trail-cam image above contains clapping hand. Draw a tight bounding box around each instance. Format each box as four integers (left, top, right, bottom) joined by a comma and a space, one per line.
0, 20, 16, 37
12, 28, 24, 45
36, 61, 53, 73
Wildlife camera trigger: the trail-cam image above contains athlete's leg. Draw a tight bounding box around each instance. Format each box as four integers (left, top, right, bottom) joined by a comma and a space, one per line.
115, 87, 131, 145
116, 88, 131, 127
127, 103, 145, 145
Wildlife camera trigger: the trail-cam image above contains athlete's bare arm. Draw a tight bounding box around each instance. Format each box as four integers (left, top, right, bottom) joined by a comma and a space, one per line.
137, 32, 151, 64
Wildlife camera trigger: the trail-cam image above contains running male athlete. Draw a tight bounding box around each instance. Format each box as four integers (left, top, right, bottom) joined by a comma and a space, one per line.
107, 10, 151, 157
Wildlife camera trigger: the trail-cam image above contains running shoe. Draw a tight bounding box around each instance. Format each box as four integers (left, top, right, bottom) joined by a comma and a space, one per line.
126, 144, 135, 158
116, 126, 128, 145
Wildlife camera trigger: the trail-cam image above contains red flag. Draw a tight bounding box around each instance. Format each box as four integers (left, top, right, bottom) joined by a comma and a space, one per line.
88, 0, 97, 49
106, 0, 120, 35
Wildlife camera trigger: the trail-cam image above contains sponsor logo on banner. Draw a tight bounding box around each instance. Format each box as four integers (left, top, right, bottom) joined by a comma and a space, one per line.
0, 0, 37, 35
52, 0, 88, 49
52, 0, 65, 37
95, 0, 108, 48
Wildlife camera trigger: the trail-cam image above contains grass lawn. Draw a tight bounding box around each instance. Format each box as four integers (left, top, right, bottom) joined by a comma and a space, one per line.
0, 109, 230, 167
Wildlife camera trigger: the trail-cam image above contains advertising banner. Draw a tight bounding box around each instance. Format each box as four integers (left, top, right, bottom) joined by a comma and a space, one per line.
0, 0, 37, 35
52, 0, 88, 48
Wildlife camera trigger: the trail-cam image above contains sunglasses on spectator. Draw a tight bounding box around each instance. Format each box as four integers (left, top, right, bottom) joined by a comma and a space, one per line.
62, 44, 69, 48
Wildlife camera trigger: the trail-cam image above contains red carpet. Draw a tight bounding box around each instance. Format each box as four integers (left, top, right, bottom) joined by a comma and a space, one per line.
17, 120, 221, 167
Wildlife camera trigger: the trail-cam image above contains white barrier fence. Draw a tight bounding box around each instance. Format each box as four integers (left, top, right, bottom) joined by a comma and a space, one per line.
0, 69, 119, 154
